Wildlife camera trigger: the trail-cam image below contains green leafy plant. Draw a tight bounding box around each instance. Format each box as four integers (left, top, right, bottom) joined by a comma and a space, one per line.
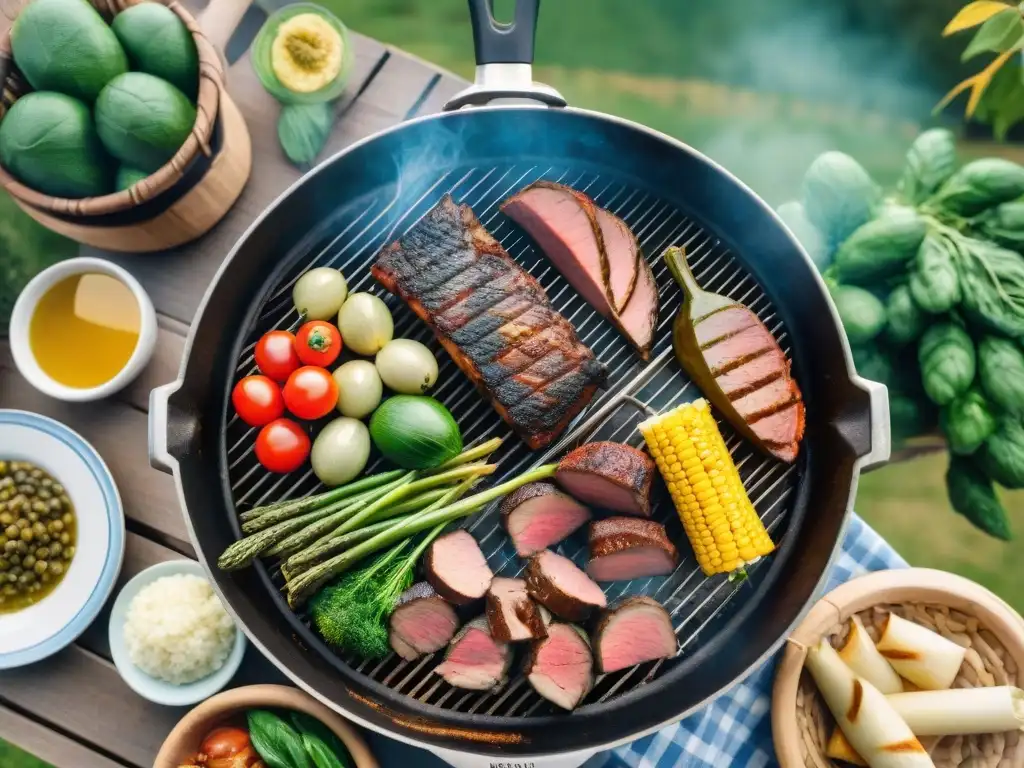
248, 710, 313, 768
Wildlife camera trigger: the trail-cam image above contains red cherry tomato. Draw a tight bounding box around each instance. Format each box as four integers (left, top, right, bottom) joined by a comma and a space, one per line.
231, 375, 284, 427
294, 321, 343, 367
283, 365, 339, 420
254, 330, 300, 381
255, 418, 310, 473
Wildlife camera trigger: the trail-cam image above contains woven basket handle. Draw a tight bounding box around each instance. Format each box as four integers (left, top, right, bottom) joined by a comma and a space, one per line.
196, 0, 250, 54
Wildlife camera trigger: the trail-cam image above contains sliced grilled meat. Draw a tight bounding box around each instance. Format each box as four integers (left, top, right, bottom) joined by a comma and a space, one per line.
524, 550, 607, 622
389, 582, 459, 661
502, 182, 658, 358
424, 530, 493, 605
593, 597, 677, 673
526, 623, 594, 710
587, 518, 679, 582
434, 617, 512, 692
486, 577, 547, 642
556, 442, 655, 517
373, 195, 606, 450
500, 482, 591, 557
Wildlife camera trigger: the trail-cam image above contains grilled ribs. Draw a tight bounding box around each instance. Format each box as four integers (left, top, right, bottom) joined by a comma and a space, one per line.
372, 195, 607, 450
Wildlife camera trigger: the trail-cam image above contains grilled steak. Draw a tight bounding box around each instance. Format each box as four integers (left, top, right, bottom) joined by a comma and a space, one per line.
486, 577, 547, 642
500, 481, 591, 557
524, 549, 607, 622
593, 597, 677, 673
587, 518, 679, 582
424, 529, 493, 605
556, 442, 655, 516
502, 182, 658, 358
434, 617, 512, 692
389, 582, 459, 661
373, 195, 607, 450
526, 623, 594, 710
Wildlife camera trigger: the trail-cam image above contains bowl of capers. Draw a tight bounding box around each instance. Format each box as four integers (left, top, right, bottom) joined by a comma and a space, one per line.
0, 409, 125, 669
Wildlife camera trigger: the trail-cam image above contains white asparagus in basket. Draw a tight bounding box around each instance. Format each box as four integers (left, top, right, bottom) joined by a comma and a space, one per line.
838, 615, 904, 695
875, 613, 967, 691
805, 639, 934, 768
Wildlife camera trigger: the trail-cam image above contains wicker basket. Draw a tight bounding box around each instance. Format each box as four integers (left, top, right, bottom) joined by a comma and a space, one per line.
773, 568, 1024, 768
0, 0, 252, 252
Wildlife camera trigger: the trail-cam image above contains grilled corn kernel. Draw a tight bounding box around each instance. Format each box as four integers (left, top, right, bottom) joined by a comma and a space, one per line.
638, 399, 774, 576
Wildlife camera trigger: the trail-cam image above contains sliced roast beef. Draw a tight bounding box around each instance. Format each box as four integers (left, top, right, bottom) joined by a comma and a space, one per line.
595, 208, 639, 314
524, 550, 607, 622
556, 442, 655, 517
425, 530, 493, 605
587, 518, 679, 582
486, 577, 547, 642
389, 582, 459, 661
526, 623, 594, 710
434, 617, 512, 692
616, 251, 658, 358
500, 482, 592, 557
593, 597, 677, 673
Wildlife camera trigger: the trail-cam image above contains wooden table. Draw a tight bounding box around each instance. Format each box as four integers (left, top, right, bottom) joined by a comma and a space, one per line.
0, 4, 466, 765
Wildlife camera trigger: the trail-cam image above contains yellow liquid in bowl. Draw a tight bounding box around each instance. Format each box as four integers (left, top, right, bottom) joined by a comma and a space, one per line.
29, 274, 141, 389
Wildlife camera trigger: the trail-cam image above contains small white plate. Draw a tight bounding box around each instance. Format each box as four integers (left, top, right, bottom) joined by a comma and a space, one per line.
0, 410, 125, 669
108, 560, 247, 707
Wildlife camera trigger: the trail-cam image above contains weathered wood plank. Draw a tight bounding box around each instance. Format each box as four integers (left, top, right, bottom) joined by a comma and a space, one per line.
0, 705, 126, 768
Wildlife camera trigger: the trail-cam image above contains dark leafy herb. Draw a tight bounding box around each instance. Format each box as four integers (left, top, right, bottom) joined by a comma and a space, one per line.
248, 709, 313, 768
946, 456, 1012, 540
909, 234, 961, 314
291, 712, 354, 768
980, 417, 1024, 489
899, 128, 957, 205
955, 236, 1024, 337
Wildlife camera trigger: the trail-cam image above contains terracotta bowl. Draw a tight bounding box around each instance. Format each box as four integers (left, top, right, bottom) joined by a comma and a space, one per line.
772, 568, 1024, 768
154, 684, 379, 768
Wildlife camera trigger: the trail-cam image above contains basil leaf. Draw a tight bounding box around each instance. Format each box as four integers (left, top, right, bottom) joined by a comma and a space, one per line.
248, 709, 313, 768
291, 712, 354, 768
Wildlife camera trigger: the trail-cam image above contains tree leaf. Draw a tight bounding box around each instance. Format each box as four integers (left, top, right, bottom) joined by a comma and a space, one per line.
968, 46, 1022, 114
936, 74, 981, 113
945, 1, 1014, 35
962, 9, 1024, 60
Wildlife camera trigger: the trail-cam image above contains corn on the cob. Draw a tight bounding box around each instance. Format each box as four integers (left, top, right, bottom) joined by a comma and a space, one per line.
638, 398, 774, 576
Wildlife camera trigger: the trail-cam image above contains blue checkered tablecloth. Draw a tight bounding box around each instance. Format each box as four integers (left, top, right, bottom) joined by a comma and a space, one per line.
592, 513, 908, 768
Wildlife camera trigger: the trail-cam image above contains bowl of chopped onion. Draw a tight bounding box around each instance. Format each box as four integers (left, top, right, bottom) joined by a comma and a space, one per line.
772, 568, 1024, 768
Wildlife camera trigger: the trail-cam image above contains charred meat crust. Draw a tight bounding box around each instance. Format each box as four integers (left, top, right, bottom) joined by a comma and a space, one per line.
389, 583, 459, 661
373, 195, 607, 450
588, 518, 679, 565
486, 578, 548, 642
524, 552, 605, 622
557, 442, 655, 515
499, 481, 565, 521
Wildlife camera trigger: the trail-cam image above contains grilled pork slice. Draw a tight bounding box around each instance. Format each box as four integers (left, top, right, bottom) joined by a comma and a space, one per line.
434, 617, 512, 692
500, 482, 591, 557
373, 195, 606, 450
425, 530, 493, 605
526, 623, 594, 710
389, 583, 459, 661
593, 597, 677, 673
556, 442, 655, 517
486, 577, 547, 642
524, 550, 607, 622
502, 182, 658, 358
587, 518, 679, 582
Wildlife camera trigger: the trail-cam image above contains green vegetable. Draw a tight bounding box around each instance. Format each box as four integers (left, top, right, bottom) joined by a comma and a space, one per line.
239, 469, 404, 527
978, 336, 1024, 415
311, 417, 371, 487
279, 103, 334, 166
885, 284, 927, 343
946, 456, 1011, 540
929, 158, 1024, 216
980, 417, 1024, 489
852, 345, 895, 388
918, 323, 976, 406
940, 389, 996, 455
10, 0, 127, 102
801, 151, 880, 249
248, 709, 313, 768
976, 200, 1024, 252
291, 712, 354, 768
0, 92, 112, 198
899, 128, 958, 205
95, 72, 197, 173
115, 165, 149, 191
832, 208, 928, 286
832, 285, 887, 344
369, 395, 463, 469
955, 237, 1024, 338
890, 395, 936, 442
909, 235, 961, 314
111, 2, 198, 98
775, 200, 830, 271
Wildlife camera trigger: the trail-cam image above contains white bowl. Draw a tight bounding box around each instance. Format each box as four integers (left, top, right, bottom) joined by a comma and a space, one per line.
108, 560, 247, 707
0, 410, 126, 669
9, 257, 157, 402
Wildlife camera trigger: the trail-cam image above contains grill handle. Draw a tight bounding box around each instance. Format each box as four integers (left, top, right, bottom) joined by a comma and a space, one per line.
149, 381, 186, 474
853, 376, 891, 473
430, 746, 596, 768
445, 0, 566, 110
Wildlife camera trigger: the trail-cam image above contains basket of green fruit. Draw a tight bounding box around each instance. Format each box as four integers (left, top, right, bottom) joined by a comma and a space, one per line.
0, 0, 252, 252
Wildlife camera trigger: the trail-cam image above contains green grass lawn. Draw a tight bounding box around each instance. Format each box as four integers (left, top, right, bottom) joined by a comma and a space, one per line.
0, 740, 51, 768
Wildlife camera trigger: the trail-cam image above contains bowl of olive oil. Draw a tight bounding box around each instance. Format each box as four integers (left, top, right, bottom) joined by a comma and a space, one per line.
9, 258, 157, 401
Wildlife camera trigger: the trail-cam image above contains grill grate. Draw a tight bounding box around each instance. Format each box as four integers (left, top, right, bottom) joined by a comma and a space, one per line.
224, 163, 800, 718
